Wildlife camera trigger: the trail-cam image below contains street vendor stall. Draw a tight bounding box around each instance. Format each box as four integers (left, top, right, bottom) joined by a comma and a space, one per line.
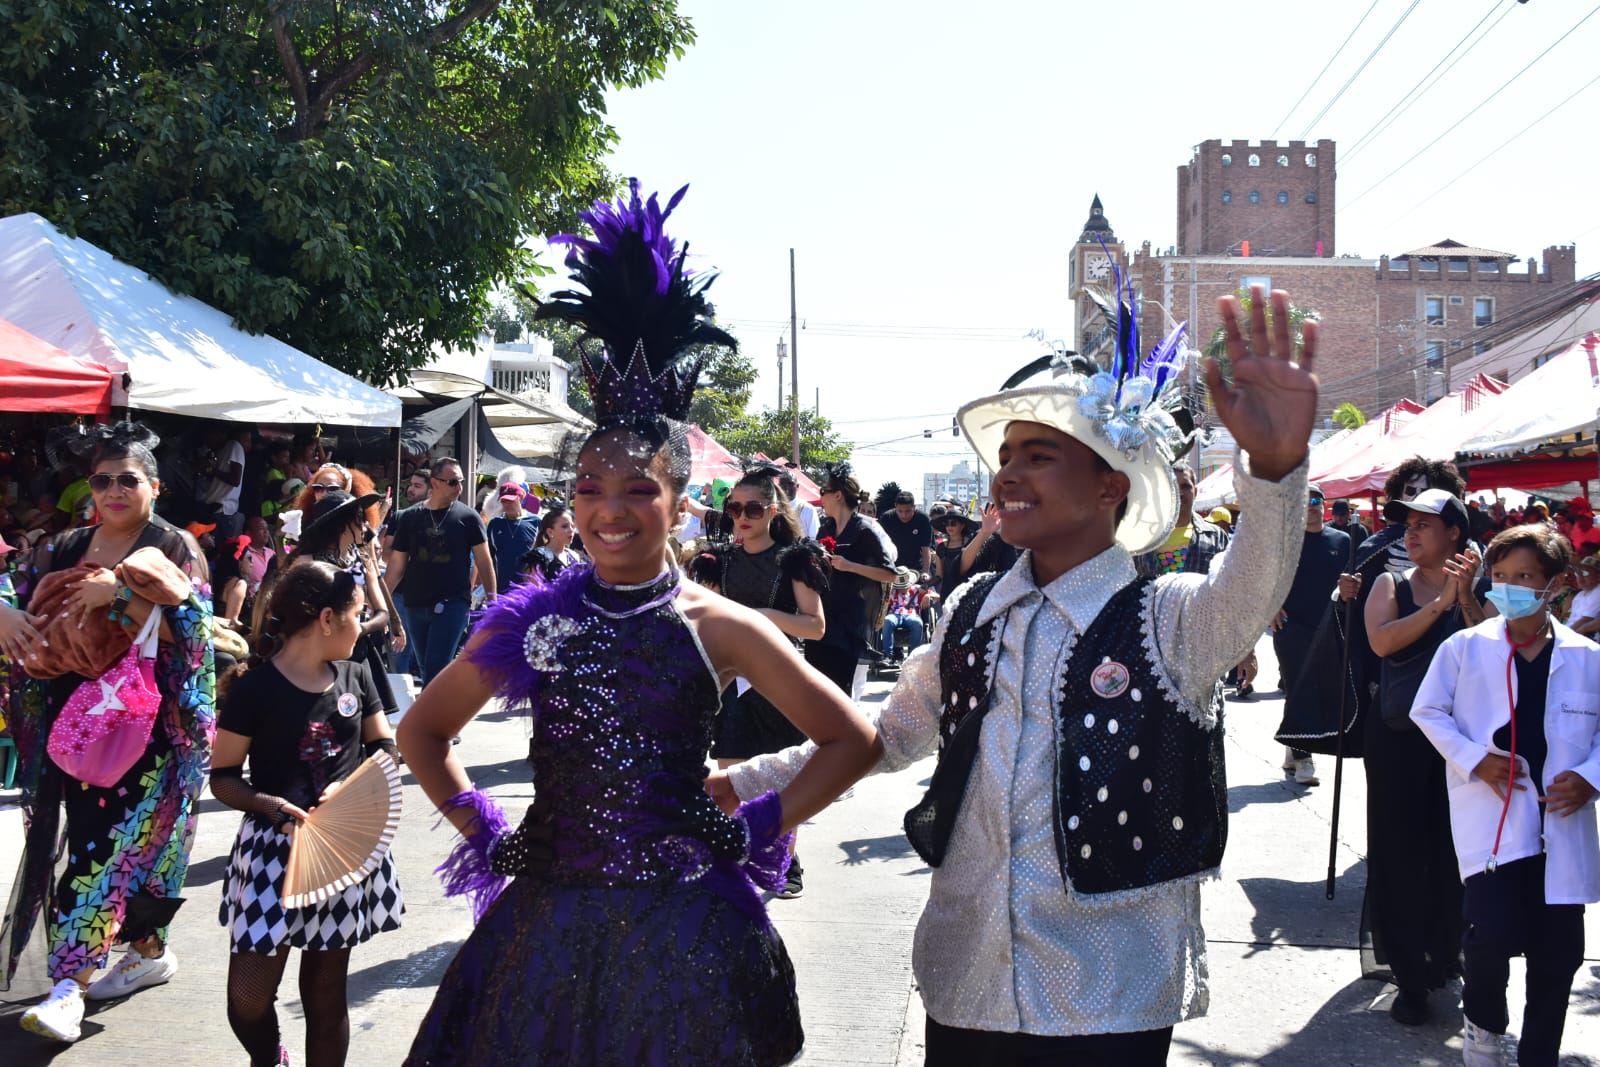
1315, 377, 1507, 499
1457, 332, 1600, 465
389, 368, 592, 483
0, 212, 399, 427
1308, 400, 1428, 499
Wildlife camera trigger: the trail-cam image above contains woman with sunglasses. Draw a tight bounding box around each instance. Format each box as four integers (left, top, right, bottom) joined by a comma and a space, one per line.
5, 421, 216, 1044
704, 472, 828, 898
290, 462, 385, 531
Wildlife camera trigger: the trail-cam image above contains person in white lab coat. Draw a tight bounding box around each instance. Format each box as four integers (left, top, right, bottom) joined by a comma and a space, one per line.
1411, 523, 1600, 1067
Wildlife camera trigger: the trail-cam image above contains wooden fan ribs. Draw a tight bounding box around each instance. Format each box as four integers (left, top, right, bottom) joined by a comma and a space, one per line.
282, 751, 403, 910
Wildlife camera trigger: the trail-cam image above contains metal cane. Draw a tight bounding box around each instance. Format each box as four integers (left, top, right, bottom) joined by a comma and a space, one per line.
1326, 595, 1354, 900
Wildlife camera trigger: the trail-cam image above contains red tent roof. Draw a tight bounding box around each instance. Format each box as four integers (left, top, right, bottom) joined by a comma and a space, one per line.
1314, 377, 1508, 498
754, 453, 823, 503
686, 424, 744, 486
0, 316, 113, 415
1308, 400, 1427, 497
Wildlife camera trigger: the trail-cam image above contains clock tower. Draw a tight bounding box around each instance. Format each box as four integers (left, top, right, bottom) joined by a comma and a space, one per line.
1070, 194, 1125, 360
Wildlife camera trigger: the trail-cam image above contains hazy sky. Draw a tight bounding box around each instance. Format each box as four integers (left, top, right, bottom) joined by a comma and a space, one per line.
588, 0, 1598, 495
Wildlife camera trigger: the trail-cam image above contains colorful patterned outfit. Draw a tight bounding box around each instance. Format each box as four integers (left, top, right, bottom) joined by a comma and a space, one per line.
405, 565, 802, 1066
0, 519, 215, 988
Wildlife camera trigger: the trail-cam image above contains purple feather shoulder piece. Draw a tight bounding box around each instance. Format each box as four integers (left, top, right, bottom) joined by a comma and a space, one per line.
465, 562, 594, 718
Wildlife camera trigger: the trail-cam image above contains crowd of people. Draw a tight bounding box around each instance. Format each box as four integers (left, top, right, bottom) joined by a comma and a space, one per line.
0, 182, 1596, 1067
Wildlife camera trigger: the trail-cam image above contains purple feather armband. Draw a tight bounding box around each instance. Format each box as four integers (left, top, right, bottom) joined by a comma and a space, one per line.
735, 790, 793, 892
434, 788, 513, 922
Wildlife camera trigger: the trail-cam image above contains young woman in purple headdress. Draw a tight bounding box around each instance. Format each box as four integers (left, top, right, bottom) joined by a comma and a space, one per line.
396, 182, 879, 1067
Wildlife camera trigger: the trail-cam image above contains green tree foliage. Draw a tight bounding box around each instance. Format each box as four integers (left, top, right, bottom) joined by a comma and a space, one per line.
1331, 402, 1367, 430
0, 1, 696, 385
719, 402, 852, 483
1203, 290, 1320, 384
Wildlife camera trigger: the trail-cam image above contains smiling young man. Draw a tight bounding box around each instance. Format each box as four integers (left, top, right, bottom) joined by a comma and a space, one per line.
713, 288, 1320, 1064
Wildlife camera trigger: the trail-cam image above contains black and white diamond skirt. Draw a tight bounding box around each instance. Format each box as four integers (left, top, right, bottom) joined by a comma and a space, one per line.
219, 813, 404, 954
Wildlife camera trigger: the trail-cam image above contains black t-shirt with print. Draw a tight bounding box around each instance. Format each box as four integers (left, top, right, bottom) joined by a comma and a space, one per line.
389, 500, 487, 605
878, 510, 933, 569
219, 659, 384, 810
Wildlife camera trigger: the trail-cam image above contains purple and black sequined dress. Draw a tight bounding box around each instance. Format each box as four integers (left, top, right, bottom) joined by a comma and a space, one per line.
405, 567, 803, 1066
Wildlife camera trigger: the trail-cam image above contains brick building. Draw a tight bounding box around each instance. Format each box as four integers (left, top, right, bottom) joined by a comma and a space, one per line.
1128, 248, 1380, 412
1178, 139, 1336, 258
1073, 137, 1582, 421
1375, 241, 1577, 404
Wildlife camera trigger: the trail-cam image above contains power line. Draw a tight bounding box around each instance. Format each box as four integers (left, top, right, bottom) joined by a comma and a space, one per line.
1389, 68, 1600, 223
1271, 0, 1383, 139
1297, 0, 1424, 140
1342, 0, 1513, 162
830, 411, 958, 425
1343, 2, 1600, 211
1206, 4, 1597, 261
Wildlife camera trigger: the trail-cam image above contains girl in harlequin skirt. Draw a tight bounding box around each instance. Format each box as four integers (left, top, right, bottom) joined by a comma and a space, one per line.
211, 561, 403, 1066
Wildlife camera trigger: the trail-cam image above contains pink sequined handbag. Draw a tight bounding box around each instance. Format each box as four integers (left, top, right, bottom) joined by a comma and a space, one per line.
47, 608, 162, 787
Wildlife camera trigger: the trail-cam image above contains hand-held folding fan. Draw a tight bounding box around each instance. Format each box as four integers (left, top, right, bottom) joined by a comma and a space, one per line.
281, 751, 403, 910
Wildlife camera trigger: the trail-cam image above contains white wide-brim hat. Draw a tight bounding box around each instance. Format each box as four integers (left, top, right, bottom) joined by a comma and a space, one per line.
957, 382, 1180, 555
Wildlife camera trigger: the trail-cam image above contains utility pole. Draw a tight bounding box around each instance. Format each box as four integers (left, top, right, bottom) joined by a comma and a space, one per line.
789, 248, 800, 465
776, 337, 786, 410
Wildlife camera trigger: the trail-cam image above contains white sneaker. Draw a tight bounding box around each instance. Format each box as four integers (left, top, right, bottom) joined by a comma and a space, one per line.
1295, 758, 1320, 786
1282, 746, 1298, 773
20, 979, 84, 1043
85, 945, 177, 1001
1462, 1013, 1504, 1066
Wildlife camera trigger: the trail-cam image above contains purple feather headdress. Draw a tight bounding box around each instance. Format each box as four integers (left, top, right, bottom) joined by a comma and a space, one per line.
536, 179, 736, 426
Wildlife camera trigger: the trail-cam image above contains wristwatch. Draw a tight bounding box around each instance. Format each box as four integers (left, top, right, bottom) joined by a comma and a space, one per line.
108, 584, 133, 625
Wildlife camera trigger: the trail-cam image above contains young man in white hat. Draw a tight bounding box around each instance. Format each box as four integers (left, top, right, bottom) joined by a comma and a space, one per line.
712, 287, 1319, 1063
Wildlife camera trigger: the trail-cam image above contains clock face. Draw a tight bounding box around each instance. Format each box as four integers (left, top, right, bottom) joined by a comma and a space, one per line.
1085, 253, 1112, 281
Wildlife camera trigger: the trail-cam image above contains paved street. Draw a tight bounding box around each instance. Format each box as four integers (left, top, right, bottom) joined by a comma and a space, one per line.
3, 636, 1597, 1065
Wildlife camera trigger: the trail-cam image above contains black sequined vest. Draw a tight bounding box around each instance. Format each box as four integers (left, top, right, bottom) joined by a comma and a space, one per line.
936, 576, 1228, 898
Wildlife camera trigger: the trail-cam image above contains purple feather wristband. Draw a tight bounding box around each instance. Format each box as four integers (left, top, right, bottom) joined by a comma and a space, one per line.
434, 788, 513, 922
735, 790, 793, 892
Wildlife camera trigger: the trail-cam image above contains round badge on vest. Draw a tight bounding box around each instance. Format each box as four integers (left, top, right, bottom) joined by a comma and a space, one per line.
1090, 660, 1131, 700
336, 692, 360, 718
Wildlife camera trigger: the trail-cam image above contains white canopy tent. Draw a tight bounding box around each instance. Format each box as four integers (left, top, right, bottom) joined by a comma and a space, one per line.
1457, 332, 1600, 456
0, 212, 400, 426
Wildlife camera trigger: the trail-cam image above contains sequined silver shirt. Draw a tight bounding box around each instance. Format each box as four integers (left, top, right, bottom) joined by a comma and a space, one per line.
730, 457, 1308, 1035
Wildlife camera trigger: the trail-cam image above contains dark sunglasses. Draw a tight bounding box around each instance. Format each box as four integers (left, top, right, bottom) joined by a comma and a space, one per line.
89, 473, 146, 492
310, 483, 335, 494
433, 476, 463, 487
724, 501, 770, 520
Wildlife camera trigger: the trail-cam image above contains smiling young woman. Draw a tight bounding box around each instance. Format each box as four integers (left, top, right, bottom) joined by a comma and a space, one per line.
393, 181, 876, 1066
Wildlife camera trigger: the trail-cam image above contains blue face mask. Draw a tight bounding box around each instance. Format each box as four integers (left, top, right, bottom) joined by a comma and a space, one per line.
1485, 581, 1552, 621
